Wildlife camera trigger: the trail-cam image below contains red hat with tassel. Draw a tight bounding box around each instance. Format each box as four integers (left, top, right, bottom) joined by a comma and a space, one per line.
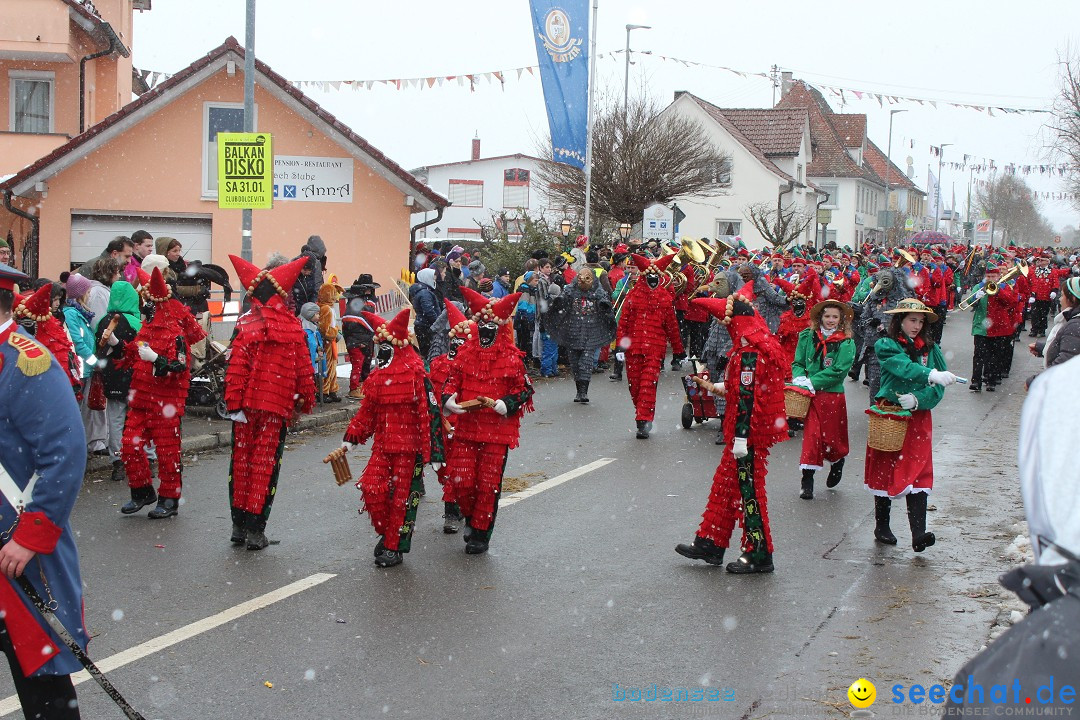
146, 267, 171, 303
445, 299, 473, 340
362, 308, 414, 347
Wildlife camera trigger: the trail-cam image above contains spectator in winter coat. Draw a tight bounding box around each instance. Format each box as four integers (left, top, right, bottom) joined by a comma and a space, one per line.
342, 276, 379, 398
492, 269, 512, 298
411, 267, 443, 358
545, 270, 615, 401
62, 272, 108, 454
1030, 276, 1080, 375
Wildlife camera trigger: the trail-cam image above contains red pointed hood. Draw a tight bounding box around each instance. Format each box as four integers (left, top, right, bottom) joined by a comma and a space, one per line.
363, 308, 414, 347
692, 294, 771, 346
461, 286, 493, 318
136, 269, 151, 289
653, 254, 676, 273
630, 254, 652, 273
17, 283, 53, 321
147, 267, 171, 303
445, 299, 473, 339
229, 254, 261, 292
267, 256, 309, 295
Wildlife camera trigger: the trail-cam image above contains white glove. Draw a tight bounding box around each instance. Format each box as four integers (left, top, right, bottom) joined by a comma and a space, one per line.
974, 290, 986, 300
340, 441, 356, 452
106, 333, 120, 346
897, 393, 918, 410
731, 437, 748, 459
615, 352, 625, 362
792, 376, 814, 392
227, 410, 248, 423
137, 344, 158, 363
429, 462, 444, 472
493, 399, 508, 416
444, 393, 466, 415
1029, 296, 1037, 305
927, 369, 958, 386
1051, 292, 1058, 300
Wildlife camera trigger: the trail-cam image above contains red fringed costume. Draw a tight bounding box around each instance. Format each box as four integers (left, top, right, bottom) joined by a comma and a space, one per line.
343, 309, 443, 564
443, 288, 534, 552
427, 300, 475, 509
616, 254, 684, 431
225, 255, 316, 541
776, 300, 811, 382
687, 295, 788, 571
15, 284, 81, 393
121, 268, 206, 502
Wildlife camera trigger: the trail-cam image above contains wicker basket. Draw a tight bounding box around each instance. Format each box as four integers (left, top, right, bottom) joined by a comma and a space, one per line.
784, 387, 812, 419
866, 405, 909, 452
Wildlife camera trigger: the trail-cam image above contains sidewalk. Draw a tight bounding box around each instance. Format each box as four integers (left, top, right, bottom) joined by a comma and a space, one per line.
86, 396, 357, 474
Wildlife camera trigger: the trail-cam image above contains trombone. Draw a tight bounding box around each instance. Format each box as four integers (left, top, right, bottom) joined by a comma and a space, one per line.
957, 266, 1022, 311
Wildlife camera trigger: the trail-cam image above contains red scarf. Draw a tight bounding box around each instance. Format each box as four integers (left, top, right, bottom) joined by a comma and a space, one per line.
896, 332, 931, 361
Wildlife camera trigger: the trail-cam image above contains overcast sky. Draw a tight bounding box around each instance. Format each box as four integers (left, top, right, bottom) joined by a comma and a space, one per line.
133, 0, 1080, 230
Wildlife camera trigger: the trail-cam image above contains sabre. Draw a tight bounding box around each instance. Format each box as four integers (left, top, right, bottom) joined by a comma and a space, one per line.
3, 552, 146, 719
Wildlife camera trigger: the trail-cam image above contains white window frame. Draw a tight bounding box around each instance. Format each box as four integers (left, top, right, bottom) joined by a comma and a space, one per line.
447, 180, 483, 207
9, 70, 55, 134
202, 101, 257, 199
819, 183, 838, 209
716, 219, 742, 240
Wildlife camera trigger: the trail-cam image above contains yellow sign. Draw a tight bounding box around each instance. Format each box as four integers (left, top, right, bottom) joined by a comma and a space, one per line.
217, 132, 273, 209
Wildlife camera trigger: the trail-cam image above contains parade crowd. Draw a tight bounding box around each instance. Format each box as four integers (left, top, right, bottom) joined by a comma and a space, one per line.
2, 228, 1080, 717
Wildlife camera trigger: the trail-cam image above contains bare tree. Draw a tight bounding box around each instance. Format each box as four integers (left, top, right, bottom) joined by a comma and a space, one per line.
1050, 49, 1080, 210
977, 174, 1054, 246
535, 96, 732, 234
743, 200, 816, 251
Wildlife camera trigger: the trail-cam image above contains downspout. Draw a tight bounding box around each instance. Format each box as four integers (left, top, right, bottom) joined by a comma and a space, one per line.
409, 205, 445, 275
777, 181, 795, 246
3, 189, 40, 279
79, 23, 122, 133
815, 188, 831, 252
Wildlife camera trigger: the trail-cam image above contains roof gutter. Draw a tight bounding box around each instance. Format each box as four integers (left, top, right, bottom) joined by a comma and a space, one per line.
2, 189, 40, 278
79, 22, 128, 133
815, 187, 831, 252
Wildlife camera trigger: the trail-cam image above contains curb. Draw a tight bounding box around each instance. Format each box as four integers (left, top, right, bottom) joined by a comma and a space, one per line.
86, 407, 354, 474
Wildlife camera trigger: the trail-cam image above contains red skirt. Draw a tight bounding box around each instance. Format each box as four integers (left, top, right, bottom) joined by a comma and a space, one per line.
799, 391, 848, 469
864, 409, 934, 497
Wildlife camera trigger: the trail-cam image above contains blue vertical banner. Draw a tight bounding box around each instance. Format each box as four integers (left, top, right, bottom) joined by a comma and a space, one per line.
529, 0, 590, 169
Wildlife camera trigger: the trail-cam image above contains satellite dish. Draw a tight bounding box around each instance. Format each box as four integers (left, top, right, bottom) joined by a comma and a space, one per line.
905, 156, 915, 178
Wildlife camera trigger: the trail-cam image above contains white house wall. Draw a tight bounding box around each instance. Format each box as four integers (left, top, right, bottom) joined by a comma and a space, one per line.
410, 157, 549, 240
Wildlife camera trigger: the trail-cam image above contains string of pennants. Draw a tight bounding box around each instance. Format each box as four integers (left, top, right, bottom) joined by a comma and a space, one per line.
132, 51, 1050, 117
922, 145, 1072, 177
966, 177, 1076, 202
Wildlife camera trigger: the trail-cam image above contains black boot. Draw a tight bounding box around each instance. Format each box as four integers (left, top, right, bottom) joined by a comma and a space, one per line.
230, 523, 246, 545
573, 382, 585, 402
374, 538, 403, 567
246, 529, 270, 551
464, 524, 489, 554
674, 536, 726, 565
110, 460, 126, 483
726, 552, 774, 574
874, 496, 897, 545
906, 493, 936, 552
579, 380, 590, 403
443, 502, 462, 534
147, 497, 179, 519
799, 469, 815, 500
635, 420, 650, 439
826, 458, 845, 488
714, 428, 725, 446
609, 360, 623, 381
120, 485, 157, 514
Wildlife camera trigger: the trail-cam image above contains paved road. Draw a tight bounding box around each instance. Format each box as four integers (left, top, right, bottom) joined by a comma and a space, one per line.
2, 314, 1038, 719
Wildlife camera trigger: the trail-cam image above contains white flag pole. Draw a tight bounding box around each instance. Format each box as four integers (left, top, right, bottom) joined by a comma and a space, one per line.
583, 0, 598, 240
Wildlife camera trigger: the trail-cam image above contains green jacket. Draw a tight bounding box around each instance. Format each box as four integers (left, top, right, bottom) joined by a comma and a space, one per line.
792, 328, 855, 393
970, 295, 988, 337
873, 337, 946, 411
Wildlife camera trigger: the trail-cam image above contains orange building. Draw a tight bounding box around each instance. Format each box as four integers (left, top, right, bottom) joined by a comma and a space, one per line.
1, 2, 446, 291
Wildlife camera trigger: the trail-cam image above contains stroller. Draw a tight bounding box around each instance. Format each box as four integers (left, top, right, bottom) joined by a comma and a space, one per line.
187, 339, 230, 419
679, 358, 722, 429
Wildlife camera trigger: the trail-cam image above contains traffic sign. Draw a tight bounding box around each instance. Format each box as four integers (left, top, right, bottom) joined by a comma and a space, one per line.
642, 203, 675, 240
218, 132, 273, 209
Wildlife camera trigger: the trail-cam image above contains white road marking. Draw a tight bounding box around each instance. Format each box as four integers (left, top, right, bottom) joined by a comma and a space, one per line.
500, 458, 616, 508
0, 572, 336, 716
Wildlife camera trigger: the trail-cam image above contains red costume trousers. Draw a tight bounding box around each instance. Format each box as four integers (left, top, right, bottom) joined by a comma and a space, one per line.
357, 449, 418, 551
446, 438, 509, 532
625, 352, 663, 422
230, 411, 286, 515
437, 436, 456, 503
697, 447, 774, 554
122, 406, 182, 499
348, 346, 368, 391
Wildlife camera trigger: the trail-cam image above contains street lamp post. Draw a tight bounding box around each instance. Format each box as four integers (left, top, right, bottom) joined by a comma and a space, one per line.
934, 143, 953, 234
617, 222, 632, 243
883, 109, 907, 246
560, 218, 572, 251
624, 24, 651, 116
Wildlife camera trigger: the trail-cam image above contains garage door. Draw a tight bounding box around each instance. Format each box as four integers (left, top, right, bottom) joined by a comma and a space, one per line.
70, 213, 213, 269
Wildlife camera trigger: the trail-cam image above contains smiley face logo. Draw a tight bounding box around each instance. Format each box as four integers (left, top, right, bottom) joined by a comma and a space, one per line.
848, 678, 876, 708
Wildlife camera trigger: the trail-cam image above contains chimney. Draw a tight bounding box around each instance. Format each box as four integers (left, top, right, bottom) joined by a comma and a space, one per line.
781, 71, 793, 99
471, 136, 481, 161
